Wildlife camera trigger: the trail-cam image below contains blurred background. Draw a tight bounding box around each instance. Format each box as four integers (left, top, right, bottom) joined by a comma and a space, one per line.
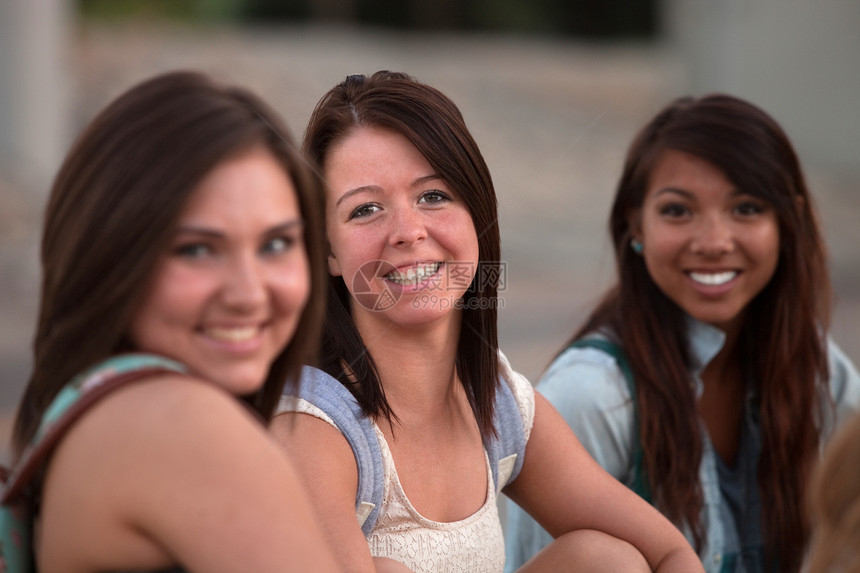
1, 0, 859, 463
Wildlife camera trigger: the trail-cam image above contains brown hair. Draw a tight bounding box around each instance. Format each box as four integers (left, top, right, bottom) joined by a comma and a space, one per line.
808, 413, 860, 573
571, 94, 831, 570
13, 70, 327, 456
303, 71, 501, 438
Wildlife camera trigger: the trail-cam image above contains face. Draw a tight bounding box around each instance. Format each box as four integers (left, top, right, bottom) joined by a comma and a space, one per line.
632, 149, 780, 335
324, 126, 479, 331
129, 146, 310, 395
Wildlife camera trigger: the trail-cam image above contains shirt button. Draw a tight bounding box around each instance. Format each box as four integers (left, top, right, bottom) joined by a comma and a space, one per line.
714, 553, 722, 566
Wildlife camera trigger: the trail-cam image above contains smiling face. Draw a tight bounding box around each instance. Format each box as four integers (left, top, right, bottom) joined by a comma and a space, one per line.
128, 146, 310, 395
632, 149, 780, 335
324, 126, 479, 332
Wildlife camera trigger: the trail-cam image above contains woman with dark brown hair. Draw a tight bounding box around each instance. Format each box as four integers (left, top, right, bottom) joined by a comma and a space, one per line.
4, 70, 338, 572
270, 71, 703, 573
505, 94, 860, 572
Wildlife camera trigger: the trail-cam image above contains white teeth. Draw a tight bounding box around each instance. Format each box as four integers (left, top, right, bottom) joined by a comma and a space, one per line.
689, 271, 737, 286
386, 263, 441, 285
205, 326, 258, 342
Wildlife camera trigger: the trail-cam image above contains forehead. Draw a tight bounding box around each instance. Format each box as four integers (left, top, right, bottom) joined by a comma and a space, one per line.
323, 126, 434, 190
179, 146, 300, 223
646, 149, 735, 196
327, 126, 423, 165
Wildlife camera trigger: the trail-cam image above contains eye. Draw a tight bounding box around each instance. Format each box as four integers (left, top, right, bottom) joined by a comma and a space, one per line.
173, 242, 212, 259
658, 203, 690, 218
261, 235, 298, 255
419, 190, 452, 204
348, 203, 381, 220
734, 200, 767, 217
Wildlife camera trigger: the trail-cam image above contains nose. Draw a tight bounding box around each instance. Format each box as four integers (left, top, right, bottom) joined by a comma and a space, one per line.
388, 205, 427, 247
221, 254, 268, 311
691, 213, 734, 256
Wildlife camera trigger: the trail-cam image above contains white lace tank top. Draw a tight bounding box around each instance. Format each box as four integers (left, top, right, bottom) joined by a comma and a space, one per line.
287, 353, 535, 572
367, 423, 506, 572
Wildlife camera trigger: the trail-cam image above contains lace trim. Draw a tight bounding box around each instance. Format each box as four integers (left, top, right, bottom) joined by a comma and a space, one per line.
367, 425, 506, 573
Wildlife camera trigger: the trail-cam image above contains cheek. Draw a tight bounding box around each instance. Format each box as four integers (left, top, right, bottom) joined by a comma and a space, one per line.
443, 210, 480, 257
328, 227, 380, 271
128, 269, 200, 349
751, 223, 781, 277
275, 256, 312, 313
642, 231, 684, 269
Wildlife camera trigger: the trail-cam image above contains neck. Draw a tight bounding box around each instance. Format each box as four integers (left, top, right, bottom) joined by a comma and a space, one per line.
702, 325, 742, 388
355, 310, 463, 420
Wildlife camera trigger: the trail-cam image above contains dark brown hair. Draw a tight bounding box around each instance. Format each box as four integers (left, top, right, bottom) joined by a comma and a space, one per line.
571, 94, 831, 570
303, 71, 501, 438
807, 413, 860, 573
13, 70, 327, 456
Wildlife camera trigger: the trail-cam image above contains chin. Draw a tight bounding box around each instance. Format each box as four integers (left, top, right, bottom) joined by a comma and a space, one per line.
208, 370, 268, 397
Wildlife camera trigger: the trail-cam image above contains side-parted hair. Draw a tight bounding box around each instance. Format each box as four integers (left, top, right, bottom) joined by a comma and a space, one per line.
572, 94, 830, 570
807, 412, 860, 573
303, 71, 501, 438
13, 70, 328, 457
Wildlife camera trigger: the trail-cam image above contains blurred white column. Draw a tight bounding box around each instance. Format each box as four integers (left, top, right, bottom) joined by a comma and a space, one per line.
0, 0, 72, 194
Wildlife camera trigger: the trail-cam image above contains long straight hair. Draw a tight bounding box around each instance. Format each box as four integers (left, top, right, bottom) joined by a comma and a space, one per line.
303, 71, 501, 438
14, 70, 328, 457
571, 94, 831, 570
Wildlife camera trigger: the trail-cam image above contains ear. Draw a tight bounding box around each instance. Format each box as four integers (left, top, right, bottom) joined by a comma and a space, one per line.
327, 252, 342, 277
794, 194, 806, 215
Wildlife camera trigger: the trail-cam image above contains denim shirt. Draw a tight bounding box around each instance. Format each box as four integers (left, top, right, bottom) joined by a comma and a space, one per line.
503, 318, 860, 573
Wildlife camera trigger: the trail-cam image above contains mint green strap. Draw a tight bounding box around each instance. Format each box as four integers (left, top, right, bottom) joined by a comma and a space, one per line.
568, 338, 653, 504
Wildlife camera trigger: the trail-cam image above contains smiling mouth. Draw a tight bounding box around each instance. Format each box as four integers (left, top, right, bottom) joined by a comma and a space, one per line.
204, 326, 260, 342
385, 262, 441, 286
689, 271, 738, 286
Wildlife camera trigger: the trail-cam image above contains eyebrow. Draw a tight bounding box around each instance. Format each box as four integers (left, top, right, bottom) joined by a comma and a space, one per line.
653, 187, 694, 199
335, 185, 381, 208
653, 186, 745, 199
334, 174, 445, 208
174, 219, 304, 238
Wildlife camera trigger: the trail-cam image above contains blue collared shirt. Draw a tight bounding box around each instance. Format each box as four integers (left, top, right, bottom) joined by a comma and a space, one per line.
504, 318, 860, 572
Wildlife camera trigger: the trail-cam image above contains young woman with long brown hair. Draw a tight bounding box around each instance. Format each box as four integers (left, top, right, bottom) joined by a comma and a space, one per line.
270, 71, 703, 573
5, 70, 338, 572
505, 94, 860, 573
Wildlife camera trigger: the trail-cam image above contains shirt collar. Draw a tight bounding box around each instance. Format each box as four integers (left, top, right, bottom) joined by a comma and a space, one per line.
686, 315, 726, 396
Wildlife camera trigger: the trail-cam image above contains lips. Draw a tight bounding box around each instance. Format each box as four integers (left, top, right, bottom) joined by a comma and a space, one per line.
384, 262, 441, 286
688, 271, 738, 286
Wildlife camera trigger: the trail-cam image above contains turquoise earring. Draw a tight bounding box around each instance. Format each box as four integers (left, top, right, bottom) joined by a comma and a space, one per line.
631, 239, 643, 254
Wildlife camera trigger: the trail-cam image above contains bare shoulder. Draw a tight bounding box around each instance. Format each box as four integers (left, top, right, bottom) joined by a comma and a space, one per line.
271, 410, 353, 454
44, 372, 281, 508
270, 410, 357, 487
40, 373, 339, 572
271, 411, 375, 571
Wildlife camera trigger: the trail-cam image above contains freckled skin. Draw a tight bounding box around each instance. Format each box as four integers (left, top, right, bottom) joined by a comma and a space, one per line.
324, 126, 480, 331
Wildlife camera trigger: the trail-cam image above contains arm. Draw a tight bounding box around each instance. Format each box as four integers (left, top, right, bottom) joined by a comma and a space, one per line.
535, 347, 637, 480
503, 392, 703, 572
270, 411, 412, 573
39, 375, 340, 572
